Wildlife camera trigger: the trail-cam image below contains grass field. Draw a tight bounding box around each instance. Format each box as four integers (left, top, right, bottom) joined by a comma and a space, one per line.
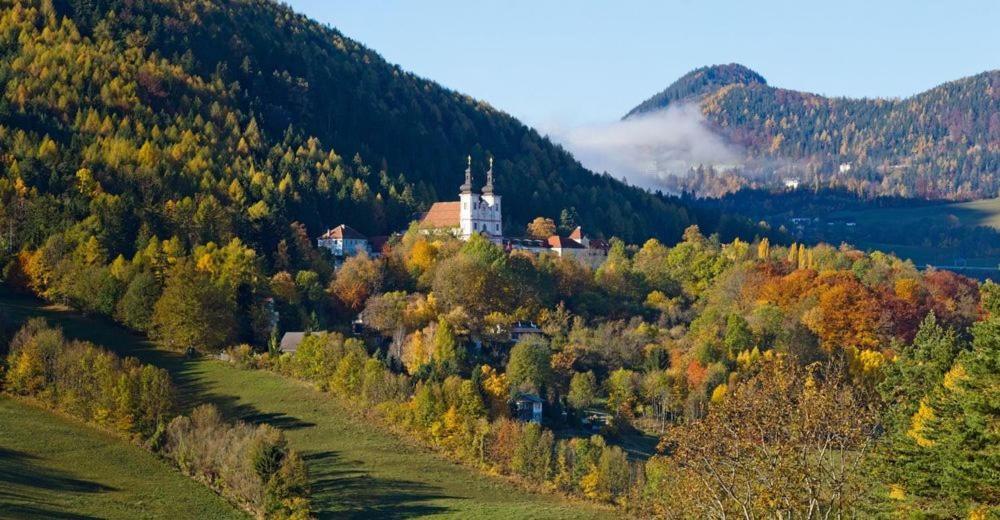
0, 292, 612, 519
0, 398, 242, 519
830, 197, 1000, 273
833, 197, 1000, 230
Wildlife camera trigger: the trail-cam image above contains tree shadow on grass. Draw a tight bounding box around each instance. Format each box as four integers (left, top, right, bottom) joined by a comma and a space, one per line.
304, 450, 455, 519
1, 292, 266, 415
0, 447, 112, 519
0, 292, 211, 407
242, 411, 316, 430
0, 292, 453, 518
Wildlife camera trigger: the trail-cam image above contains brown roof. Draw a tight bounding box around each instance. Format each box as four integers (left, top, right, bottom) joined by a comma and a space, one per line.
547, 235, 585, 249
589, 239, 610, 250
420, 201, 461, 228
322, 224, 366, 240
569, 226, 583, 240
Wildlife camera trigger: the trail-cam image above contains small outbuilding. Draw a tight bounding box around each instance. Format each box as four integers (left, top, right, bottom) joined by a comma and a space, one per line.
513, 393, 544, 424
279, 332, 306, 354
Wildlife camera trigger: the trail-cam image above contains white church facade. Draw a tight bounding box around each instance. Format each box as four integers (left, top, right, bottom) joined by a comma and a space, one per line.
420, 156, 503, 243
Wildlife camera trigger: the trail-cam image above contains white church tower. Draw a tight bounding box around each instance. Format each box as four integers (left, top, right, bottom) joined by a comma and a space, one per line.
459, 156, 502, 242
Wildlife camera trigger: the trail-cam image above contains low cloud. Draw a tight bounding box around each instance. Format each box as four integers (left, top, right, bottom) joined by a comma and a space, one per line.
542, 104, 742, 191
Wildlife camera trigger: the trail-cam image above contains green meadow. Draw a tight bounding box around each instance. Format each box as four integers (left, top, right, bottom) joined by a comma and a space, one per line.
0, 292, 611, 519
0, 398, 242, 519
834, 197, 1000, 230
831, 197, 1000, 271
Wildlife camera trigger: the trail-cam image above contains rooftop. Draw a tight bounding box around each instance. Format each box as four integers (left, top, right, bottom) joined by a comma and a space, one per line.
321, 224, 367, 240
419, 201, 461, 228
280, 332, 307, 353
547, 235, 585, 249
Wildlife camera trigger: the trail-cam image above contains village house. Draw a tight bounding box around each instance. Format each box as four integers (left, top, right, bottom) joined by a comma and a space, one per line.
549, 226, 609, 269
513, 393, 544, 424
317, 224, 372, 258
510, 321, 544, 342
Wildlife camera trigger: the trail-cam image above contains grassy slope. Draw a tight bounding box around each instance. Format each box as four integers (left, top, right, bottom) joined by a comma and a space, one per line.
830, 198, 1000, 270
834, 197, 1000, 230
0, 398, 242, 520
0, 292, 612, 519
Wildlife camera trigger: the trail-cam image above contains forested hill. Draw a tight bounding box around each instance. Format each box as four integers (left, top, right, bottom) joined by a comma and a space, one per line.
0, 0, 750, 250
628, 65, 999, 199
624, 63, 766, 118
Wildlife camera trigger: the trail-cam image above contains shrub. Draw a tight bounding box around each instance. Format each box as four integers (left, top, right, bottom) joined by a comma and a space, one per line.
4, 320, 173, 439
164, 404, 310, 519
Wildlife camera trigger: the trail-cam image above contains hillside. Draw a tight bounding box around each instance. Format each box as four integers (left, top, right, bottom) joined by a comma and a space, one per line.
0, 398, 241, 519
0, 0, 757, 252
0, 291, 611, 519
628, 65, 999, 199
624, 63, 766, 118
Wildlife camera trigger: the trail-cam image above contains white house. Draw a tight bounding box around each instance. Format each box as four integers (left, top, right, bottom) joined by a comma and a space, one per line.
514, 393, 544, 424
566, 226, 609, 268
317, 224, 371, 257
839, 163, 852, 174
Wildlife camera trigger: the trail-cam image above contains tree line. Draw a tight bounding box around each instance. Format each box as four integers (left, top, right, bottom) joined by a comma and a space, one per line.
1, 319, 310, 519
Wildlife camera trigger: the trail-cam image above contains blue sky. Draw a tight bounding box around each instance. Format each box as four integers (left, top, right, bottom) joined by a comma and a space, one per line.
286, 1, 998, 127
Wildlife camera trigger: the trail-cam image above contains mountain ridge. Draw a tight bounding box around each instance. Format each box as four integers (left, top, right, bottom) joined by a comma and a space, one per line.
626, 64, 999, 199
624, 63, 767, 118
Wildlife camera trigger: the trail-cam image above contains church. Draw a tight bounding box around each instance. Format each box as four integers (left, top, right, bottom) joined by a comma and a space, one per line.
418, 157, 609, 268
420, 156, 503, 243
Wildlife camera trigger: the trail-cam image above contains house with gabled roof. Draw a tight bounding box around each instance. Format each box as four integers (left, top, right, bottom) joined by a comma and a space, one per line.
317, 224, 372, 258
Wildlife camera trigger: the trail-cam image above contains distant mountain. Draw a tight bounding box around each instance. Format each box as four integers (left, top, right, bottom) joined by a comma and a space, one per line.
627, 65, 1000, 199
0, 0, 762, 257
624, 63, 766, 118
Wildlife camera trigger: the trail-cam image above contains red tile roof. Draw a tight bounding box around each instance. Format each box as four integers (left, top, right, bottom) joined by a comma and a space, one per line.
321, 224, 366, 240
420, 201, 461, 228
569, 226, 583, 240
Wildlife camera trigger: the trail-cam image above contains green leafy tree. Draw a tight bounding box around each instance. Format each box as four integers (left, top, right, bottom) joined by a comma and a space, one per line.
506, 335, 551, 394
723, 313, 754, 359
568, 371, 598, 410
116, 271, 161, 332
152, 262, 236, 351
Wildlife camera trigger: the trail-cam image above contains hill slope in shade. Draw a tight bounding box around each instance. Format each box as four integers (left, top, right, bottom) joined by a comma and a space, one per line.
627, 65, 999, 199
0, 398, 242, 519
0, 0, 744, 247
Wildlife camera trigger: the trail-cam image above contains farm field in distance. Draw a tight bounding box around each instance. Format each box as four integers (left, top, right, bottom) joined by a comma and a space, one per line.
0, 291, 612, 520
833, 197, 1000, 231
0, 398, 242, 519
830, 197, 1000, 273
